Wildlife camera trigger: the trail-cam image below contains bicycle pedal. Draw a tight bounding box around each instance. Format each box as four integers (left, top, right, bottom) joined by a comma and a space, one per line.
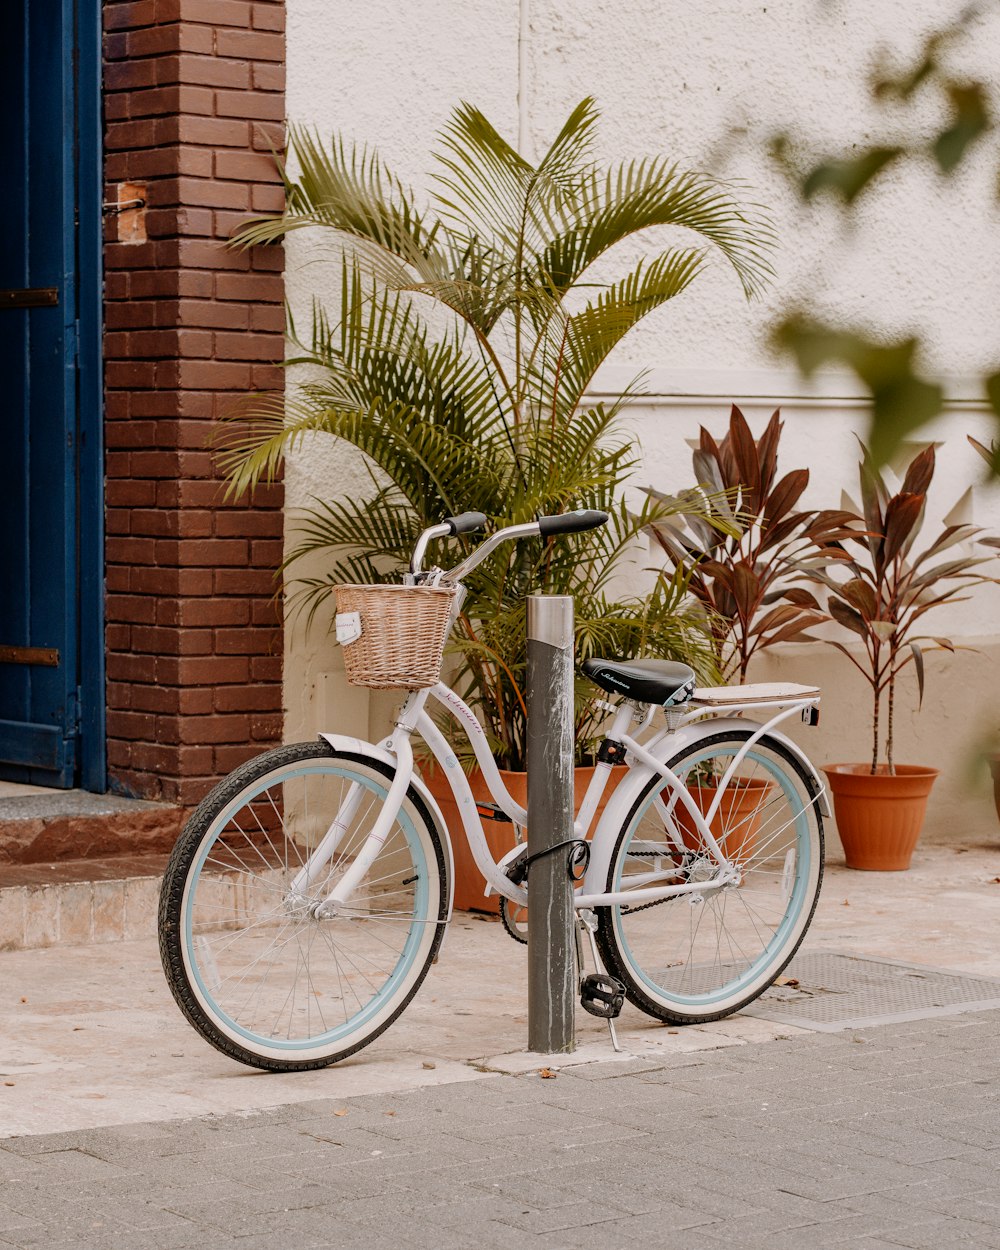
580, 972, 625, 1019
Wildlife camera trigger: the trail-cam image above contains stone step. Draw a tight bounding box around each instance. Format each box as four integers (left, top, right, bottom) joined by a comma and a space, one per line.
0, 789, 182, 863
0, 788, 185, 951
0, 853, 171, 951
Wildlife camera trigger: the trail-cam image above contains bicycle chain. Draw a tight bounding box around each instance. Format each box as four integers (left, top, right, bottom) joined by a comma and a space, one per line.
499, 896, 528, 944
620, 849, 689, 915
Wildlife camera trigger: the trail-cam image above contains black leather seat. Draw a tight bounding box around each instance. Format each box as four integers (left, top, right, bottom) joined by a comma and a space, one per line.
581, 657, 696, 707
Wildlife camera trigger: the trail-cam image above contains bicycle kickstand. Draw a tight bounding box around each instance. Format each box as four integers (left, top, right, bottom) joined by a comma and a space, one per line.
576, 909, 625, 1054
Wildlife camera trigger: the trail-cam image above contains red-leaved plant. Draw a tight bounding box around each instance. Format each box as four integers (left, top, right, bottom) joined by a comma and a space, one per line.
646, 404, 855, 682
798, 443, 1000, 774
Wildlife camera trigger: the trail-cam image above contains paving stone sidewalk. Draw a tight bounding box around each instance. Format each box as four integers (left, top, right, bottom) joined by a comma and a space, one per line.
2, 1011, 999, 1250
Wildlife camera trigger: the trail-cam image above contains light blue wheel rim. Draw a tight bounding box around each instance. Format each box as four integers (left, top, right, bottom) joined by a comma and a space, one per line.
612, 744, 813, 1008
184, 762, 432, 1052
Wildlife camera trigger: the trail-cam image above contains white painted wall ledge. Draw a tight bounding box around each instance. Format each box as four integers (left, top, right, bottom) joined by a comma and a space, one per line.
588, 365, 993, 409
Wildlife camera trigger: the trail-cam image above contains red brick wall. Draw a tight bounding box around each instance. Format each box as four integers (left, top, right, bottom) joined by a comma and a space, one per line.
102, 0, 286, 807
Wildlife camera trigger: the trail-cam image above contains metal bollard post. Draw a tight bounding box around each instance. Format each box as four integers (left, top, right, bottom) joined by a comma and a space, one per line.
526, 594, 575, 1055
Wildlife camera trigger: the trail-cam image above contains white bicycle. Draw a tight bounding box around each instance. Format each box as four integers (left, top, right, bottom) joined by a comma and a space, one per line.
159, 511, 827, 1071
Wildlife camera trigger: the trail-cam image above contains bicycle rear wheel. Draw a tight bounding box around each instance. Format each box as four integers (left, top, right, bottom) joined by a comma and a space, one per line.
159, 741, 446, 1071
596, 731, 823, 1024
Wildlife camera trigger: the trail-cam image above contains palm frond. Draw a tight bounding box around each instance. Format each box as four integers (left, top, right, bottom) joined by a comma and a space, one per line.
538, 249, 706, 420
222, 100, 778, 767
234, 125, 443, 271
432, 98, 597, 255
535, 159, 774, 300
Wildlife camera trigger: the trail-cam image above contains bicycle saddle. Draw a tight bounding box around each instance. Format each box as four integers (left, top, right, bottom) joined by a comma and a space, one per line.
581, 657, 696, 707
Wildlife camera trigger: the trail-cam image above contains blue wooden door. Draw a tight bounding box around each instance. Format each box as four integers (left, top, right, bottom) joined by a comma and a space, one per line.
0, 0, 89, 787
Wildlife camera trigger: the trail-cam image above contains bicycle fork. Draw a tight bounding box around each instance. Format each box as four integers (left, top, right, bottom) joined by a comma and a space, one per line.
287, 728, 416, 918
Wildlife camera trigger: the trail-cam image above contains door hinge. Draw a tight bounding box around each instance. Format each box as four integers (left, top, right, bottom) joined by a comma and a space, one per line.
0, 287, 59, 308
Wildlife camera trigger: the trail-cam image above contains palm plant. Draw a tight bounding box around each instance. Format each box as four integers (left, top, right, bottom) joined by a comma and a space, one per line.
218, 99, 775, 769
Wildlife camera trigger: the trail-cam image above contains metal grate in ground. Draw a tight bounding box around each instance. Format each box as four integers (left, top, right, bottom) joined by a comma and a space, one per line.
741, 951, 1000, 1031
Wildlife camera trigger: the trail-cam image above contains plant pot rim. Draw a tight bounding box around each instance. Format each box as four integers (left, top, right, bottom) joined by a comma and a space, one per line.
823, 763, 940, 779
823, 762, 939, 805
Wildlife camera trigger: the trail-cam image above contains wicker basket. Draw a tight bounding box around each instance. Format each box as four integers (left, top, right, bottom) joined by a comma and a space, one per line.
333, 584, 457, 690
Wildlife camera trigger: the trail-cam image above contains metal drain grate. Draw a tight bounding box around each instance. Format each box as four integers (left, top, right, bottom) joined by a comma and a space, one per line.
742, 952, 1000, 1031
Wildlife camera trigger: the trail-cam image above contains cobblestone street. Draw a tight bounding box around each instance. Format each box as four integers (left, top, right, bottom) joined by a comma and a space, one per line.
3, 1011, 999, 1250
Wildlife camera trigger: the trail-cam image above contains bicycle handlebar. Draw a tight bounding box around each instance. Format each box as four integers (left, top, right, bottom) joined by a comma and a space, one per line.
537, 509, 609, 537
408, 509, 610, 582
443, 511, 488, 536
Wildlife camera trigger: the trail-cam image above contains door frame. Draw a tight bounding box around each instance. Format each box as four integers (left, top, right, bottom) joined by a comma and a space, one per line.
75, 0, 105, 792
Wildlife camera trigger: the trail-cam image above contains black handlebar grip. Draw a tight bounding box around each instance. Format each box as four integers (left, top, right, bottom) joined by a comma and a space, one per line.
537, 509, 610, 538
443, 511, 488, 536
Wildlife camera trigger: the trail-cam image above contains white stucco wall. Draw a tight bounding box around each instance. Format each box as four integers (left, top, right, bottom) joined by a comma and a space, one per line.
281, 0, 1000, 839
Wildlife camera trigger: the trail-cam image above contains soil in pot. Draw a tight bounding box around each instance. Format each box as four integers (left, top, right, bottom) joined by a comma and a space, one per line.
423, 764, 626, 912
823, 763, 939, 871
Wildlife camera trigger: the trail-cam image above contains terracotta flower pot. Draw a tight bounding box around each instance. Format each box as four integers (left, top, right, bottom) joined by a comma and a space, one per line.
988, 755, 1000, 824
423, 764, 626, 913
823, 763, 939, 871
671, 779, 772, 862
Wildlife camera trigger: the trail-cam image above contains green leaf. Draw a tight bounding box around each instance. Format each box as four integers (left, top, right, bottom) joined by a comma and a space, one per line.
534, 157, 775, 302
772, 316, 945, 466
541, 249, 705, 422
802, 146, 904, 205
933, 81, 990, 174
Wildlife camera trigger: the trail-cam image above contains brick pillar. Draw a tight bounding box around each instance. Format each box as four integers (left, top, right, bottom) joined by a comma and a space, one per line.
103, 0, 286, 807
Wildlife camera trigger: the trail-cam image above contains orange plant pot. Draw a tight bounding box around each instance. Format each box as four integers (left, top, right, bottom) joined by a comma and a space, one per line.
823, 763, 939, 871
423, 764, 626, 913
671, 779, 772, 862
988, 755, 1000, 824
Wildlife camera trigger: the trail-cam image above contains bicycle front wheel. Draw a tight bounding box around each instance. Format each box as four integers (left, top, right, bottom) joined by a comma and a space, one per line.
597, 731, 823, 1024
159, 741, 447, 1071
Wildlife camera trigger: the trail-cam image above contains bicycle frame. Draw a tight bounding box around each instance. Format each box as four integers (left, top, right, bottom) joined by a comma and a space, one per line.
297, 679, 827, 919
296, 512, 827, 920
